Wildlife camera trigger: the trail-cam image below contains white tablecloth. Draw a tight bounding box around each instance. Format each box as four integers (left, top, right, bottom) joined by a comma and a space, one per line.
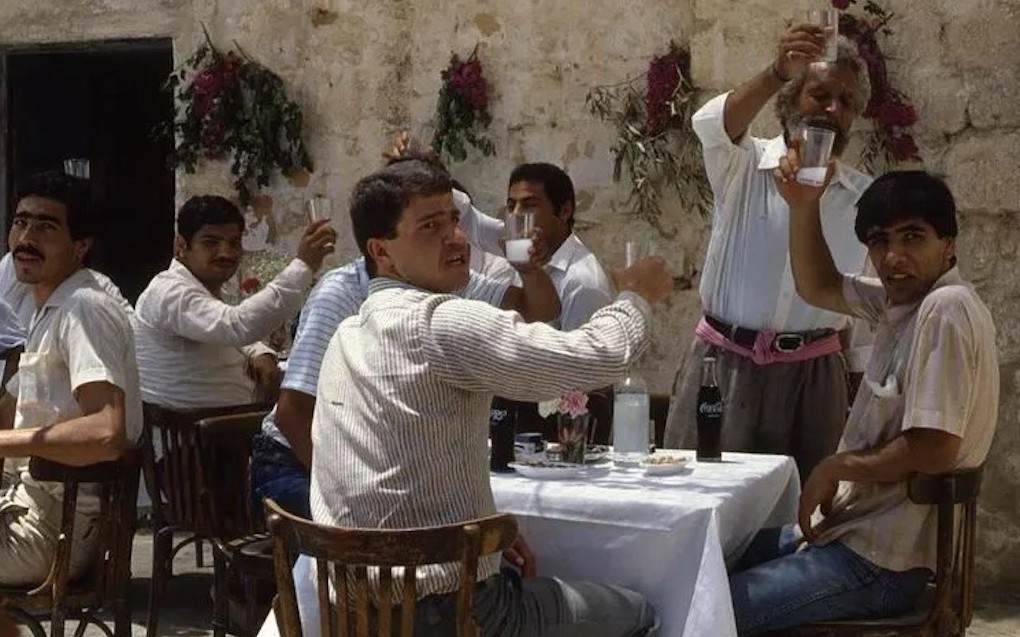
490, 452, 799, 637
257, 451, 798, 637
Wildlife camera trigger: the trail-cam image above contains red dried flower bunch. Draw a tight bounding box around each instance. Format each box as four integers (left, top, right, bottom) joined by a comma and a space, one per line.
190, 51, 242, 158
431, 47, 496, 162
645, 46, 692, 135
832, 0, 920, 166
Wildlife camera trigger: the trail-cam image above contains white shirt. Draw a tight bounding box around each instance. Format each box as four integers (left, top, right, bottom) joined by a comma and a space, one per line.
311, 277, 651, 598
693, 92, 873, 334
455, 191, 615, 331
132, 258, 312, 408
6, 268, 143, 517
0, 252, 133, 329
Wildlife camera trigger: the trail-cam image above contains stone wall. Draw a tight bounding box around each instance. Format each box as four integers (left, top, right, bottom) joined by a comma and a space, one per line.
2, 0, 1018, 598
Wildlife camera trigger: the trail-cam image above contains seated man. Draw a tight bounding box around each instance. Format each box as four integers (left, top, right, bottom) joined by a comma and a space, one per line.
132, 195, 336, 408
728, 168, 998, 635
252, 181, 561, 519
0, 173, 141, 586
310, 160, 669, 635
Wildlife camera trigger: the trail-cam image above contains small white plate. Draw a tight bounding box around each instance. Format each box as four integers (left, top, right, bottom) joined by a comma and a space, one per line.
509, 461, 583, 480
640, 453, 691, 476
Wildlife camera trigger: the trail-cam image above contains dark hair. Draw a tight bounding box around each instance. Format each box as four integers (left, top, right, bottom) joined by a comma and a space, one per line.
855, 171, 958, 243
15, 172, 94, 240
349, 160, 454, 275
176, 195, 245, 243
508, 163, 576, 228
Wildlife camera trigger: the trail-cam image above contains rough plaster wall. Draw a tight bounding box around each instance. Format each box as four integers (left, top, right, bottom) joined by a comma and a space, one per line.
2, 0, 1018, 598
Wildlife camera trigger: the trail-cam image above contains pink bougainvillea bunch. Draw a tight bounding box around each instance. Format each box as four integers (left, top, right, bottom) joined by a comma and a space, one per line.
430, 47, 495, 162
832, 0, 920, 166
644, 45, 692, 135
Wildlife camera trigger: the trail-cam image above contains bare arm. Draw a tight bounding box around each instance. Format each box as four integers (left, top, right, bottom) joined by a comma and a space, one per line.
722, 23, 826, 142
800, 428, 961, 542
0, 381, 129, 466
275, 389, 315, 468
500, 270, 561, 323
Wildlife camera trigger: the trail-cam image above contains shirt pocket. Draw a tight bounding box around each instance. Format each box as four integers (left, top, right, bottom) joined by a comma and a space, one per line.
14, 352, 61, 429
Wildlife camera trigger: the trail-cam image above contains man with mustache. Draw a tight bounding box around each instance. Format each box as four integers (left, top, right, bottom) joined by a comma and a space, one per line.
663, 23, 874, 480
0, 172, 141, 586
131, 195, 336, 409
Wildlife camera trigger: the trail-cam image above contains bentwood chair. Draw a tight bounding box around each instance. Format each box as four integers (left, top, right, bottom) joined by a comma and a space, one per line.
0, 451, 141, 637
265, 499, 518, 637
195, 411, 275, 637
140, 402, 266, 637
778, 466, 984, 637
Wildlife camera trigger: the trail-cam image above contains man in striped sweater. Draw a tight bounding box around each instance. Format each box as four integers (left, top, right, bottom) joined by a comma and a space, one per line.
309, 160, 671, 636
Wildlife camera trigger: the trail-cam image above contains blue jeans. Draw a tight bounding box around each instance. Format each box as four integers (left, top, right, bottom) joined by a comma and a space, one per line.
409, 568, 658, 637
729, 525, 931, 636
250, 434, 311, 520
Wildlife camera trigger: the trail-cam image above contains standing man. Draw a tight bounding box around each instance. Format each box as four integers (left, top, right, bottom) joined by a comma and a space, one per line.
0, 172, 141, 585
308, 159, 668, 635
728, 164, 998, 633
132, 195, 335, 409
664, 24, 874, 479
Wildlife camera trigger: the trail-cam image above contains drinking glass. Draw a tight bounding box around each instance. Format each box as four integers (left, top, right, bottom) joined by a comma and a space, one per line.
306, 196, 332, 223
807, 8, 839, 62
505, 211, 536, 265
624, 239, 659, 268
797, 127, 836, 186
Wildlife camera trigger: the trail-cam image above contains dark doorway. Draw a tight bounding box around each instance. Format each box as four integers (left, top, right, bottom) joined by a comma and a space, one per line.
1, 39, 175, 303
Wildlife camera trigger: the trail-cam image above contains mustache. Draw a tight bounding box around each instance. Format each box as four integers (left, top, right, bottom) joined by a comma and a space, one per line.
213, 259, 239, 268
13, 245, 44, 260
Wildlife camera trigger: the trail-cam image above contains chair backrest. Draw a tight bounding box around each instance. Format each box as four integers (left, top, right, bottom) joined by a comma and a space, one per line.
195, 410, 269, 540
1, 346, 22, 390
26, 450, 141, 603
907, 466, 984, 635
141, 401, 266, 533
265, 499, 518, 637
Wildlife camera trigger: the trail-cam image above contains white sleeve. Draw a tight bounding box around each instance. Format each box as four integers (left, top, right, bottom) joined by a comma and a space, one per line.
454, 190, 506, 256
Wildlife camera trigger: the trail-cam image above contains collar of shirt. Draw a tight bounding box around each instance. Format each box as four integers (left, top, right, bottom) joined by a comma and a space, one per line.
884, 266, 965, 326
756, 135, 860, 192
355, 257, 370, 289
166, 258, 220, 296
36, 268, 96, 312
547, 233, 586, 273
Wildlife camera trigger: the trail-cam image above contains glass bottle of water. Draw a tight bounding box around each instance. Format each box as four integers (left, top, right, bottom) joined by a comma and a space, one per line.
613, 372, 650, 463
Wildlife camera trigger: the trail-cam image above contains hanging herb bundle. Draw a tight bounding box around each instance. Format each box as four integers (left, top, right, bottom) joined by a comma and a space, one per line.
430, 47, 496, 163
157, 28, 312, 203
587, 43, 711, 237
833, 0, 920, 170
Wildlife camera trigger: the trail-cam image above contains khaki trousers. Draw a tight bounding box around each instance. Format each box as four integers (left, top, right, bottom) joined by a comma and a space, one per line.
663, 336, 849, 482
0, 482, 99, 587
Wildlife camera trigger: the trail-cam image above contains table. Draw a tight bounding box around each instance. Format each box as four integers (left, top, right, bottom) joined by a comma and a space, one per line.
257, 451, 798, 637
490, 452, 799, 637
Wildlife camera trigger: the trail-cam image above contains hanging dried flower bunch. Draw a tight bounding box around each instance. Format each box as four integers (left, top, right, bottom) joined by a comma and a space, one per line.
587, 43, 711, 237
157, 27, 312, 203
430, 47, 496, 163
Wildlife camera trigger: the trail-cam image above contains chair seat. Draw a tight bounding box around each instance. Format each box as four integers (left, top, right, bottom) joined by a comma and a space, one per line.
222, 533, 275, 578
789, 586, 937, 634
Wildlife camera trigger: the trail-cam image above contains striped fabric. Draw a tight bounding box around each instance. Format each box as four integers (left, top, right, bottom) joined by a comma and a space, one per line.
309, 277, 651, 598
261, 258, 509, 445
809, 267, 999, 572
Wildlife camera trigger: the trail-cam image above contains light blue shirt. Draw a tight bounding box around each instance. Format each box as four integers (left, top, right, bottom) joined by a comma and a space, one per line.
261, 258, 509, 445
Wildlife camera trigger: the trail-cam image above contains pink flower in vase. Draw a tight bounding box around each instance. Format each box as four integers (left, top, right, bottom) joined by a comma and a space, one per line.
558, 390, 589, 419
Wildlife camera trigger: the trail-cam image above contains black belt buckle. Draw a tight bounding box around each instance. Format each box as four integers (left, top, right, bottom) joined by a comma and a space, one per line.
774, 333, 806, 353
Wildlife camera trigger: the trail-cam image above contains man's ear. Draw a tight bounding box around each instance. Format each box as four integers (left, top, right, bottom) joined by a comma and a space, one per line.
173, 235, 187, 259
944, 237, 957, 265
366, 237, 391, 273
556, 201, 575, 229
72, 237, 93, 265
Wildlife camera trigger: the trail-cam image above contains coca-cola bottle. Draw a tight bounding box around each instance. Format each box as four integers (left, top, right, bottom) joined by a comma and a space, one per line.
489, 397, 517, 472
696, 356, 723, 461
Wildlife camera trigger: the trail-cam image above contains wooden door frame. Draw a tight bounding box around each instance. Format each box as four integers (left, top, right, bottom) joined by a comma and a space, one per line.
0, 37, 174, 240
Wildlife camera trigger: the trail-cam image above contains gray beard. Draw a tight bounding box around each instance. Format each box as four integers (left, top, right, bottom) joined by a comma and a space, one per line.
783, 112, 850, 157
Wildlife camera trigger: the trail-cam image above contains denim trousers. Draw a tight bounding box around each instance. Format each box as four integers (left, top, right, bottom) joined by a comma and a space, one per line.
408, 568, 659, 637
729, 525, 931, 636
250, 434, 312, 520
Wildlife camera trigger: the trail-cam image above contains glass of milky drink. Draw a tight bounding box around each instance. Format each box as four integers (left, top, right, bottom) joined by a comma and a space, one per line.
797, 126, 836, 187
505, 210, 536, 265
806, 8, 839, 62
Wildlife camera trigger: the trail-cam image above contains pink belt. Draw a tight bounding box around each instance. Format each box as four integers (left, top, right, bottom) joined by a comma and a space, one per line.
695, 316, 842, 366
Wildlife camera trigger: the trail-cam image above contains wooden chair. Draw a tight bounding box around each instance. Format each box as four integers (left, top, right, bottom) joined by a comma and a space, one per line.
780, 466, 984, 637
196, 411, 276, 637
1, 345, 22, 390
265, 499, 519, 637
0, 451, 141, 637
140, 401, 266, 637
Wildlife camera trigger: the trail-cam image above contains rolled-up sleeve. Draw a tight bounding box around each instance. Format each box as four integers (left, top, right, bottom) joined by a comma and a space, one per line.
691, 92, 754, 194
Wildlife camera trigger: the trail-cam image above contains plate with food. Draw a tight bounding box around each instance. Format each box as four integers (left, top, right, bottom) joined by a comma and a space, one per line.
640, 452, 691, 476
508, 460, 583, 480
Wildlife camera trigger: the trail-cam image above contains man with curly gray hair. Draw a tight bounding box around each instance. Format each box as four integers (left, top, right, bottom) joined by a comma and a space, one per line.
664, 22, 874, 482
